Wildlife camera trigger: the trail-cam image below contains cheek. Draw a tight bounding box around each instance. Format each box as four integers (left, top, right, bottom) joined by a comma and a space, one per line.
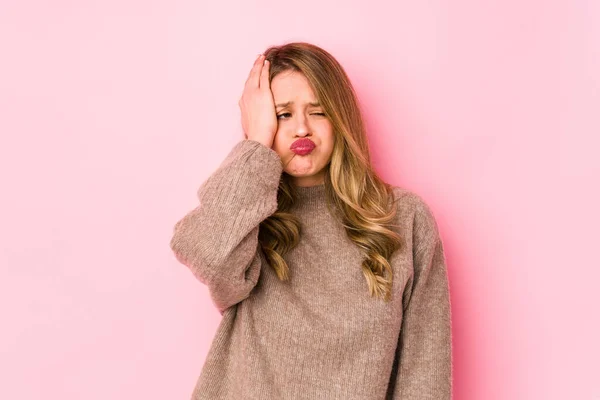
272, 131, 284, 151
272, 134, 289, 159
320, 129, 335, 150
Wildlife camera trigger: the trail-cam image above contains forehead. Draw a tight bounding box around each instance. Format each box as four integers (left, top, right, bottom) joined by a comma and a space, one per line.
271, 70, 317, 103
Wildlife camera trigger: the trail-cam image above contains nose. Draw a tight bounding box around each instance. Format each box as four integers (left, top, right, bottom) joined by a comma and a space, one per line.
295, 115, 310, 137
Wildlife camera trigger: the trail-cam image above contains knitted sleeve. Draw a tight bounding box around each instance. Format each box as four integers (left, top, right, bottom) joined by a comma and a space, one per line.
389, 196, 453, 399
169, 139, 282, 315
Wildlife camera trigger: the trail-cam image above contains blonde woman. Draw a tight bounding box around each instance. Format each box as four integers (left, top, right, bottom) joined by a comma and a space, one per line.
170, 42, 452, 399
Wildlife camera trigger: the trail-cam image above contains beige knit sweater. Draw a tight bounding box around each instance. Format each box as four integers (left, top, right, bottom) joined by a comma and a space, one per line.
169, 139, 453, 399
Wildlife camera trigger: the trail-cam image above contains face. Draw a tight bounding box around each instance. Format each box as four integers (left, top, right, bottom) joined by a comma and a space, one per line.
270, 70, 334, 187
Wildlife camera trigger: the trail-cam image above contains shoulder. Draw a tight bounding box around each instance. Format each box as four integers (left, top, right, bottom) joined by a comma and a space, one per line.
389, 184, 441, 241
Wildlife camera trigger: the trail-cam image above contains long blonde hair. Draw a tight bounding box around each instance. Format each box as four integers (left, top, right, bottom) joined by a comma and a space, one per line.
258, 42, 404, 302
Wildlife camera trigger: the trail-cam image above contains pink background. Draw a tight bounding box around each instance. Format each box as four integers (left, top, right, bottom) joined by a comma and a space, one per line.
1, 1, 598, 399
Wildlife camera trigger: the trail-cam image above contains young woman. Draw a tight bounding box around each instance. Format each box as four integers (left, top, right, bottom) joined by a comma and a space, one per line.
170, 42, 452, 399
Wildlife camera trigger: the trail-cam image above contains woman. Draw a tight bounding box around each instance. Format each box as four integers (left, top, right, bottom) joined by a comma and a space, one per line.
170, 42, 452, 399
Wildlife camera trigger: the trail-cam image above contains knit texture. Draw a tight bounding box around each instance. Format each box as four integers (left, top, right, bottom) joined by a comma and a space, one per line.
170, 139, 453, 399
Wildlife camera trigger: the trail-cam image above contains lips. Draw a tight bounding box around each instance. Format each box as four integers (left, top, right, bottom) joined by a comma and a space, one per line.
290, 138, 316, 155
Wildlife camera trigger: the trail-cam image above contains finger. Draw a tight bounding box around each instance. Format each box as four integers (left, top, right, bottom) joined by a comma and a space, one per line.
259, 58, 270, 90
245, 54, 264, 89
245, 54, 262, 82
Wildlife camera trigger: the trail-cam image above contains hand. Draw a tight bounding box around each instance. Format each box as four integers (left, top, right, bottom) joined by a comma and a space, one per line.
239, 54, 277, 149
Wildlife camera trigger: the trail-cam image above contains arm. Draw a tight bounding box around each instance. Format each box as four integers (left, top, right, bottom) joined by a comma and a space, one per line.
169, 139, 282, 315
389, 197, 453, 399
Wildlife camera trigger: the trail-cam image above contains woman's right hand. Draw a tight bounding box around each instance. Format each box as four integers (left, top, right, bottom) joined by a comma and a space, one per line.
239, 54, 277, 149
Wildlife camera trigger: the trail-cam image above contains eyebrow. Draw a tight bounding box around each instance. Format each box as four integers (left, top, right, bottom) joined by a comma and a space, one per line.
275, 101, 321, 108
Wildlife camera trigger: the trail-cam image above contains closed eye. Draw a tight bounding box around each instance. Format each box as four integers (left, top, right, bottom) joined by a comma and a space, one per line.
277, 112, 327, 120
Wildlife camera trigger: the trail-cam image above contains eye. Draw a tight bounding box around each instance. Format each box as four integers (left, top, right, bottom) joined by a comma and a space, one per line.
276, 112, 327, 119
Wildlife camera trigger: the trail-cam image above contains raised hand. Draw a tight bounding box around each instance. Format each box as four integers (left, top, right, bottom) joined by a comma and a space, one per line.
239, 54, 278, 149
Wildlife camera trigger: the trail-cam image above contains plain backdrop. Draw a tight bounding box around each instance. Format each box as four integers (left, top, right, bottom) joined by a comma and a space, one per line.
1, 1, 598, 399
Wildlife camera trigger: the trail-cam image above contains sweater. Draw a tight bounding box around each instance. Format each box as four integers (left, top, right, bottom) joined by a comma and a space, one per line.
169, 139, 453, 400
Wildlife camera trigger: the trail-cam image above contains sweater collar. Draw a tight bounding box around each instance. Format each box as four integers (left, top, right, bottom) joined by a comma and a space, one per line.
293, 183, 326, 207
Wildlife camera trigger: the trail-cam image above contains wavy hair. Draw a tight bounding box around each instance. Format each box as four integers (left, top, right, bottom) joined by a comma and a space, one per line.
257, 42, 404, 302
